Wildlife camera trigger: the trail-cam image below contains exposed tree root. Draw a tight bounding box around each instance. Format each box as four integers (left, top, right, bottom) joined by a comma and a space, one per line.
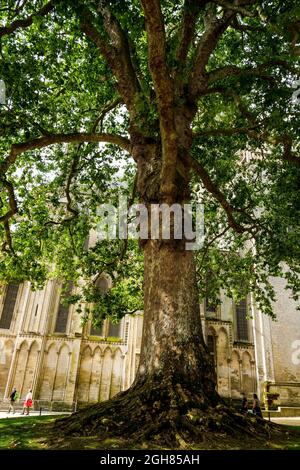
46, 379, 290, 449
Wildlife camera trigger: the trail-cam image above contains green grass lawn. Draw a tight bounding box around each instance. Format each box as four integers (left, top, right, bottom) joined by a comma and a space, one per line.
0, 416, 59, 449
0, 416, 300, 450
279, 426, 300, 450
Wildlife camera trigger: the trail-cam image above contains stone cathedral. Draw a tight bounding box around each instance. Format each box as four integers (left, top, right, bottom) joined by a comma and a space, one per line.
0, 274, 300, 411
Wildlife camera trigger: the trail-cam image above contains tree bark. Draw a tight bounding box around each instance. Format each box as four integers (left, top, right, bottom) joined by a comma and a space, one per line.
133, 139, 216, 397
136, 239, 217, 403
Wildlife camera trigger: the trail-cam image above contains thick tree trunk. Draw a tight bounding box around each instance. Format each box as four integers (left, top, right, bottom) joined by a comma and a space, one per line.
133, 140, 217, 400
136, 239, 217, 403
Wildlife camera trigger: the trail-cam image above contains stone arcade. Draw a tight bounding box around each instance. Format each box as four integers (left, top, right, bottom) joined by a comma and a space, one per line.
0, 273, 300, 410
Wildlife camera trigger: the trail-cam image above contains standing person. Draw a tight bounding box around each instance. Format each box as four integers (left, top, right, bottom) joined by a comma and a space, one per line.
240, 392, 248, 415
22, 389, 33, 415
252, 393, 263, 418
7, 387, 18, 414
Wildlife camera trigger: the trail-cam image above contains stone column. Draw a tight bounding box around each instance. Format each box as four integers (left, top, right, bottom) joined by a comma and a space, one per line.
32, 280, 57, 399
4, 348, 19, 399
227, 358, 232, 398
251, 359, 257, 394
64, 338, 82, 405
250, 292, 266, 398
97, 351, 105, 402
239, 359, 243, 392
4, 281, 31, 398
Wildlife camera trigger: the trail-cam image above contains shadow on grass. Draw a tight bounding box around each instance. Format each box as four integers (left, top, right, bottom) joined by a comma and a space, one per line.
0, 417, 300, 450
277, 425, 300, 450
0, 416, 61, 449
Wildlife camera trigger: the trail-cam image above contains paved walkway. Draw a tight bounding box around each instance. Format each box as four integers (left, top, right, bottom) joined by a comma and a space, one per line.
1, 412, 300, 426
270, 417, 300, 426
0, 411, 71, 419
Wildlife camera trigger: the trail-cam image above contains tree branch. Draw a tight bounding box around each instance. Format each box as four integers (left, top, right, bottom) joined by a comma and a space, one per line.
208, 60, 294, 84
212, 0, 258, 17
0, 132, 131, 176
275, 136, 300, 167
140, 0, 173, 102
194, 85, 300, 172
176, 0, 208, 66
141, 0, 178, 200
193, 124, 260, 138
184, 154, 245, 233
212, 87, 259, 125
287, 21, 300, 57
80, 6, 140, 117
64, 150, 80, 220
230, 16, 263, 33
91, 97, 123, 133
0, 178, 18, 251
197, 225, 231, 273
0, 131, 131, 250
2, 219, 13, 252
187, 153, 264, 236
0, 1, 55, 38
194, 86, 300, 167
188, 9, 235, 100
0, 178, 18, 223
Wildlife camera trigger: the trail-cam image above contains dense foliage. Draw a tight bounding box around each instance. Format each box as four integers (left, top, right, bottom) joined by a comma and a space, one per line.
0, 0, 299, 326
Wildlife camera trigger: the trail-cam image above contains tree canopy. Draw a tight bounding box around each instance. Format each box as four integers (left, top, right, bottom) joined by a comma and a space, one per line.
0, 0, 299, 324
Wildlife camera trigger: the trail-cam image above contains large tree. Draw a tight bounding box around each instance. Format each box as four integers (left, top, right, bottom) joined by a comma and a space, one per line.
0, 0, 299, 446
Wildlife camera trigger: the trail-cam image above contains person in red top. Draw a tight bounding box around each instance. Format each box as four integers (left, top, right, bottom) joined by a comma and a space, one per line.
22, 389, 33, 415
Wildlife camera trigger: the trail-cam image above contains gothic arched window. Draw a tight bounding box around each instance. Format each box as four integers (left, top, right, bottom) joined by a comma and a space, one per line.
54, 282, 73, 333
108, 321, 121, 338
0, 284, 19, 330
235, 299, 249, 341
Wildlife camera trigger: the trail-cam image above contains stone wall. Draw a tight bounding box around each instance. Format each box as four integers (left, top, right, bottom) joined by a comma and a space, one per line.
1, 275, 299, 408
205, 319, 256, 399
253, 275, 300, 406
0, 280, 142, 406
